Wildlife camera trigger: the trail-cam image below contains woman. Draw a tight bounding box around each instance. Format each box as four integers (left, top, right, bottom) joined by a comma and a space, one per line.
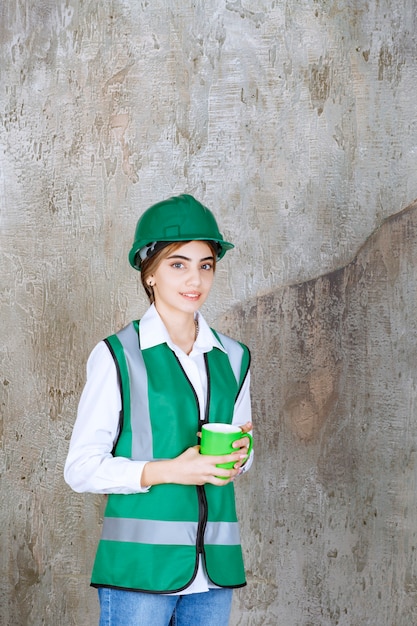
64, 194, 253, 626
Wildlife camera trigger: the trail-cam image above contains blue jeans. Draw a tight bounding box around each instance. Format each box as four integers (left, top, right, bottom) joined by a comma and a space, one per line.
98, 587, 233, 626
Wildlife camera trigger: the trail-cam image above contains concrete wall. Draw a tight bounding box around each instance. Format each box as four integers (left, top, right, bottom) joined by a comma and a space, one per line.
225, 201, 417, 625
1, 1, 417, 624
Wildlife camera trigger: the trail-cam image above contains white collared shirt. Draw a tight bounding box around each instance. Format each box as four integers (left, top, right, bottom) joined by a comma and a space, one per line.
64, 304, 252, 593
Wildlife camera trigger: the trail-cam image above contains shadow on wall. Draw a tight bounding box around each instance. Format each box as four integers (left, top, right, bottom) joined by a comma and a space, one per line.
221, 199, 417, 624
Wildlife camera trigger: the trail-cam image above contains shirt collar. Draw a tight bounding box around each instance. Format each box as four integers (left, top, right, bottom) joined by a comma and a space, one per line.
139, 304, 226, 355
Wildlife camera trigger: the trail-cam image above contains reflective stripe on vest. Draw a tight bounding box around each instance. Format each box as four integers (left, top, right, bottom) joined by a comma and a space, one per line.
101, 518, 241, 546
214, 331, 244, 387
113, 323, 155, 460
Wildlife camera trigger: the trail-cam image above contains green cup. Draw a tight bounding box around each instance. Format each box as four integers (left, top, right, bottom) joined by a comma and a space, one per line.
200, 423, 253, 476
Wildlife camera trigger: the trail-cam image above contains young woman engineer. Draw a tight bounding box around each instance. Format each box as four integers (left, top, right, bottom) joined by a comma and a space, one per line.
64, 194, 254, 626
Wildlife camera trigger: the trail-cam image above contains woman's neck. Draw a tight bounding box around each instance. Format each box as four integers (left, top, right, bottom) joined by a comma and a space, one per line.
155, 306, 198, 355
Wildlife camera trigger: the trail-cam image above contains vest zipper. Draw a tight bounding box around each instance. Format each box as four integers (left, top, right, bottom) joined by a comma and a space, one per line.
196, 485, 208, 554
201, 352, 211, 428
173, 352, 211, 559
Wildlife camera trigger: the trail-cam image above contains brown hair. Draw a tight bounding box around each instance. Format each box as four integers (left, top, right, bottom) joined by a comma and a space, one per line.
141, 241, 218, 303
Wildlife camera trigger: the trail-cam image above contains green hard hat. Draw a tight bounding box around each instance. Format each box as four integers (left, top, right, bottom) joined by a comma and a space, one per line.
128, 194, 234, 270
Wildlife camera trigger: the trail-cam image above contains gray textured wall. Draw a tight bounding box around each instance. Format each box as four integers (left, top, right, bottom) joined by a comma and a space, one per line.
1, 1, 417, 624
225, 201, 417, 625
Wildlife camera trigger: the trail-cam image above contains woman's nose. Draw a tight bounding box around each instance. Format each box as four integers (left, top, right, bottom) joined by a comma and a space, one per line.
186, 266, 201, 285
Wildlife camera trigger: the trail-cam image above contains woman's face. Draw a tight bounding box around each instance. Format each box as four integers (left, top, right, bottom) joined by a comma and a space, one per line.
149, 240, 215, 317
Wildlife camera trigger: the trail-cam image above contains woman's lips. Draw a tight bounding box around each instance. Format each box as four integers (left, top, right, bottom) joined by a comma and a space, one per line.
180, 292, 201, 300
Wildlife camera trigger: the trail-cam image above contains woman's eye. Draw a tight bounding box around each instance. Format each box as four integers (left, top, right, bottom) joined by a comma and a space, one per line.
201, 263, 213, 271
171, 262, 184, 269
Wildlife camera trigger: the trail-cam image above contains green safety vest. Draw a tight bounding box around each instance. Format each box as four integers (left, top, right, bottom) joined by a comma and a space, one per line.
90, 321, 251, 593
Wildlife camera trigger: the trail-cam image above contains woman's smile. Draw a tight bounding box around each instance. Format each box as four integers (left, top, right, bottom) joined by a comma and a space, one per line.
180, 291, 201, 299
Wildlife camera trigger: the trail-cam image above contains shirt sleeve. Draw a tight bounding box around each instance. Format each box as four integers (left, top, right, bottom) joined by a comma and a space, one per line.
231, 371, 254, 475
64, 341, 150, 494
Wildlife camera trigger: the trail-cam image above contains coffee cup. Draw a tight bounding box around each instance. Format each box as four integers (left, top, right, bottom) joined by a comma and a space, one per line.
200, 423, 253, 475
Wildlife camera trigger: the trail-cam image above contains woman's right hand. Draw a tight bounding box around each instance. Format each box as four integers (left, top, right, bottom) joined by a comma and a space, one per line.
141, 446, 247, 488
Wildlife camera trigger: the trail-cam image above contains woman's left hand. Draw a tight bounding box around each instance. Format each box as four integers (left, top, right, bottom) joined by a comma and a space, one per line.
232, 421, 253, 471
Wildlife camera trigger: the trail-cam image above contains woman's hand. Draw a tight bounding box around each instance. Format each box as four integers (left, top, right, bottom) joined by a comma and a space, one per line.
172, 446, 249, 485
231, 421, 253, 471
141, 422, 253, 488
237, 421, 252, 435
141, 445, 248, 488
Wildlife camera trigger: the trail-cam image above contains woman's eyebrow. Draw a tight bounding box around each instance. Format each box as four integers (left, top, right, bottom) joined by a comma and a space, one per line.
166, 254, 214, 262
